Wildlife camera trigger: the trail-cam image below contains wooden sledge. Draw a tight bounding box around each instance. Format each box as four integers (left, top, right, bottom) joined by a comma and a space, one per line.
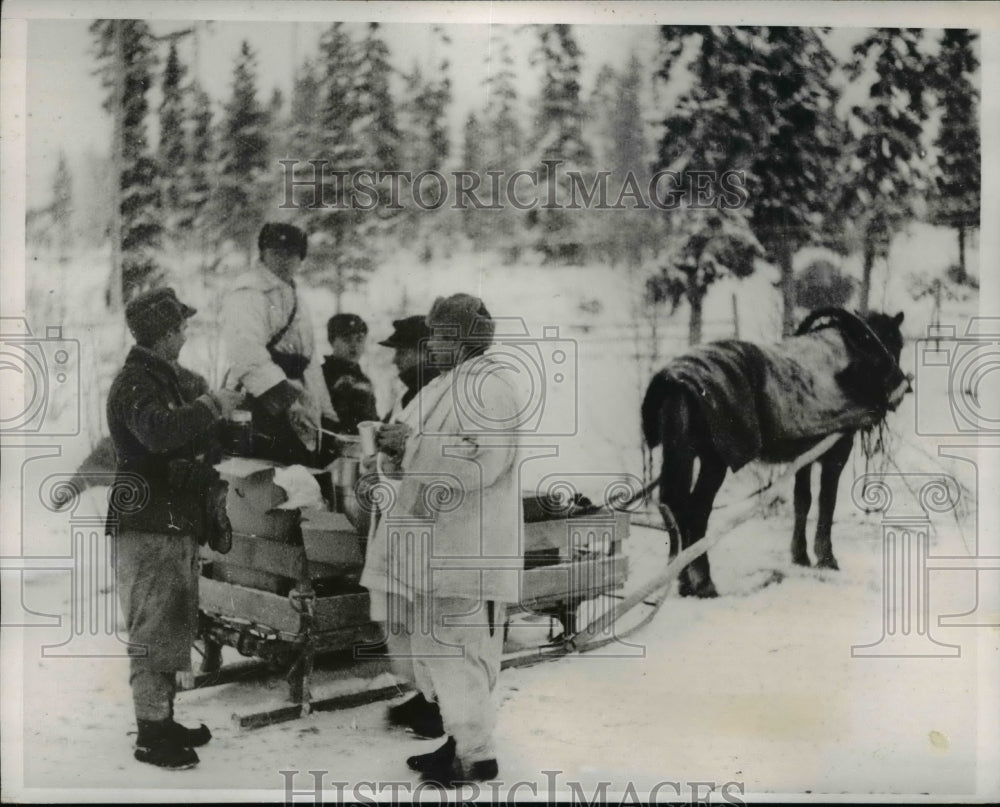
192, 456, 631, 728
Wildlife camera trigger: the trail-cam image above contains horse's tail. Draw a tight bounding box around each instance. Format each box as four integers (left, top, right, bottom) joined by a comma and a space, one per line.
641, 371, 672, 449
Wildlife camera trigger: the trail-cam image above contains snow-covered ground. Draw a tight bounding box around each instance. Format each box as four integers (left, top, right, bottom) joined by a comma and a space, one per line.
4, 222, 998, 802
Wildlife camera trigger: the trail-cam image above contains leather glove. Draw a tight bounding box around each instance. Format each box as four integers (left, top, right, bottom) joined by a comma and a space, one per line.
206, 478, 233, 554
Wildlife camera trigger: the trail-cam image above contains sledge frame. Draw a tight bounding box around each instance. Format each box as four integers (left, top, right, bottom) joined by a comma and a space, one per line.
193, 499, 631, 728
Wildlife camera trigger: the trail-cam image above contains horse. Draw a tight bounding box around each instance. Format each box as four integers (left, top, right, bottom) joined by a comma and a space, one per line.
641, 307, 908, 598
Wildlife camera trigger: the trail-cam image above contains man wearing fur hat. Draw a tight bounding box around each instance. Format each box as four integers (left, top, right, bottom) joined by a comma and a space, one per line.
361, 294, 524, 787
107, 287, 243, 769
221, 222, 329, 465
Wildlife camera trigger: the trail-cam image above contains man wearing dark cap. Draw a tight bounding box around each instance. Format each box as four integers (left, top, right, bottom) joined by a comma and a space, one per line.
321, 313, 378, 434
361, 293, 525, 787
379, 314, 440, 420
221, 222, 325, 465
107, 287, 243, 769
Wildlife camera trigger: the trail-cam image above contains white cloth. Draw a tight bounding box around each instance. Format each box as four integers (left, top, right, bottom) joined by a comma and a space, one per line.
407, 594, 506, 763
360, 351, 525, 607
220, 267, 333, 450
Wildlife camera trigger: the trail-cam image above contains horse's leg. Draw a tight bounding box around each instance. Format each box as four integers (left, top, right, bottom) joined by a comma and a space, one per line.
657, 388, 697, 596
791, 464, 813, 567
682, 449, 727, 598
814, 434, 854, 570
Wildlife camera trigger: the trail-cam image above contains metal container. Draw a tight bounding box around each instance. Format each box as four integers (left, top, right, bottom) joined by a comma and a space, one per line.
223, 409, 254, 457
327, 456, 370, 536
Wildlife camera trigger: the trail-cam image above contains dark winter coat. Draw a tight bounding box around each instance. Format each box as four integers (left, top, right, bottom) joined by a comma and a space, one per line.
105, 346, 222, 536
321, 355, 378, 434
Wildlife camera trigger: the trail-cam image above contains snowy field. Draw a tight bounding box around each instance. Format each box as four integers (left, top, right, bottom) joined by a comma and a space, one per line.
4, 222, 999, 801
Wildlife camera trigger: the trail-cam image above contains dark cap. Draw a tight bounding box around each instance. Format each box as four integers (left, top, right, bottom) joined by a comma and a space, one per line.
258, 222, 308, 260
125, 287, 196, 347
327, 313, 368, 342
427, 294, 495, 344
378, 315, 431, 349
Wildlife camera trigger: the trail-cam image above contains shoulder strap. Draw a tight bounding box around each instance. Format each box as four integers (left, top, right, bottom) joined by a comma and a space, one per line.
266, 282, 298, 351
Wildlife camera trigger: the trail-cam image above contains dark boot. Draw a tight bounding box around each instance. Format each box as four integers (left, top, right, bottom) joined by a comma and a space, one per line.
135, 720, 199, 770
166, 720, 212, 748
387, 692, 444, 738
420, 756, 499, 788
406, 736, 456, 773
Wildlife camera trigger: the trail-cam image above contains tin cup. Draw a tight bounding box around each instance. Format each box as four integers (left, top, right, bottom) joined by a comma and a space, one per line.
357, 420, 380, 457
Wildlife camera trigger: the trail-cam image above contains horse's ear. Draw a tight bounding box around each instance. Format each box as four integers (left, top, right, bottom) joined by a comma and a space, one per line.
893, 311, 905, 326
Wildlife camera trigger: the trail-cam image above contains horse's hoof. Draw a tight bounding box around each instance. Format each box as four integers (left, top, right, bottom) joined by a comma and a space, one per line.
792, 554, 812, 568
695, 582, 719, 599
816, 557, 839, 571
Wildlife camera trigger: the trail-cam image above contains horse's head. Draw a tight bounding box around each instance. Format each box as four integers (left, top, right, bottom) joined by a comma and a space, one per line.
862, 310, 905, 363
797, 307, 910, 411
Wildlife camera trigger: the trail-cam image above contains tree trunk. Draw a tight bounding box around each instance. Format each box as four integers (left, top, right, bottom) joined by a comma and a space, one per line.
859, 234, 875, 315
779, 240, 796, 337
956, 226, 967, 284
688, 285, 704, 346
108, 20, 124, 313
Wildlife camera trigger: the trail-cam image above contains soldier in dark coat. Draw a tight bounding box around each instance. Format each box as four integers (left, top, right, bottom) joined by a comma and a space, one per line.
321, 313, 378, 434
107, 287, 242, 769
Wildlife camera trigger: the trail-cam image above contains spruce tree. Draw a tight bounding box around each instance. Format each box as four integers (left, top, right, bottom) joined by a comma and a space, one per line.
589, 57, 657, 270
214, 40, 272, 266
840, 28, 934, 313
288, 58, 322, 174
50, 151, 74, 260
399, 48, 452, 263
354, 23, 403, 247
158, 42, 187, 231
930, 28, 980, 284
529, 24, 592, 263
91, 19, 162, 304
356, 23, 400, 173
185, 82, 214, 239
652, 26, 767, 344
307, 22, 372, 306
743, 27, 845, 334
482, 31, 525, 262
461, 111, 486, 243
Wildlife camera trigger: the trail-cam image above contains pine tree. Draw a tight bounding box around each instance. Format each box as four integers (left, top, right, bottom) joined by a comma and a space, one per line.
158, 42, 187, 231
529, 24, 592, 263
91, 19, 163, 304
840, 28, 934, 313
930, 28, 980, 284
214, 41, 272, 265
